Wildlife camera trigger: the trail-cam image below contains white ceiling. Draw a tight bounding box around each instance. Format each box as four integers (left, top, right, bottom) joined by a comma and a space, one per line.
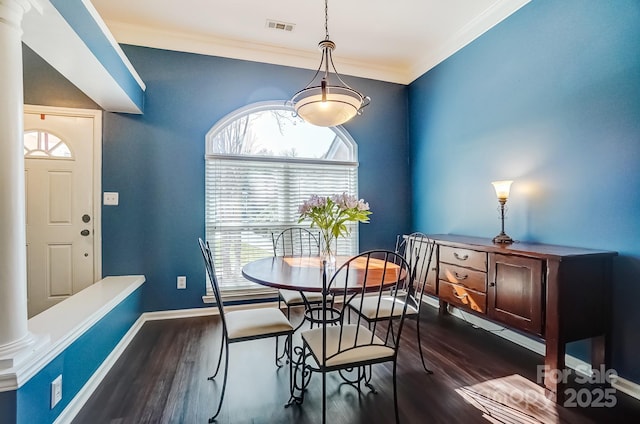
90, 0, 530, 85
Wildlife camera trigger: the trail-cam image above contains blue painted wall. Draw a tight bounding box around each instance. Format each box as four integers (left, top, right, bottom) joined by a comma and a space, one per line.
0, 391, 16, 424
0, 287, 142, 424
101, 46, 410, 312
409, 0, 640, 383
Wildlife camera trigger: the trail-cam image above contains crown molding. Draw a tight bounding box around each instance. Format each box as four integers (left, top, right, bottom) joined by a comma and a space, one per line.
409, 0, 531, 82
105, 20, 413, 85
103, 0, 529, 86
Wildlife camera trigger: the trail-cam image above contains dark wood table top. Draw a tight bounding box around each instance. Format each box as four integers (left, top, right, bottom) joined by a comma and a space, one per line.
429, 234, 618, 260
242, 255, 404, 293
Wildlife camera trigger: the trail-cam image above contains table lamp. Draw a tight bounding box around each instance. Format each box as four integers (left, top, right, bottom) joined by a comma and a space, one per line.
491, 180, 514, 244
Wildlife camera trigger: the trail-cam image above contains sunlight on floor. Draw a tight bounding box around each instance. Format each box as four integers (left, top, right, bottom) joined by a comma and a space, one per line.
455, 374, 560, 424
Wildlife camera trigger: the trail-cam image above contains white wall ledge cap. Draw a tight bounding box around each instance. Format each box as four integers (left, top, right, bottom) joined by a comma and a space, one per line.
0, 275, 145, 392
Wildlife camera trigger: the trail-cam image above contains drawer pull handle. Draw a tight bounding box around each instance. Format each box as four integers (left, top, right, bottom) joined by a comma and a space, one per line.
454, 272, 468, 280
452, 292, 468, 300
453, 252, 469, 261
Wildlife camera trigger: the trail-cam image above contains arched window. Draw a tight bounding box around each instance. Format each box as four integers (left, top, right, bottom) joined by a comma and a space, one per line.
205, 101, 360, 291
24, 130, 73, 159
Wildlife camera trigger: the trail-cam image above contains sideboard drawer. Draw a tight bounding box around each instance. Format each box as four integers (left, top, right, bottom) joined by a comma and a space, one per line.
439, 263, 486, 292
439, 246, 486, 271
439, 281, 486, 313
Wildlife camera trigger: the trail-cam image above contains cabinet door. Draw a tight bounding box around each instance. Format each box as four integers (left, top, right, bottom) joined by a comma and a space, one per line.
488, 254, 544, 336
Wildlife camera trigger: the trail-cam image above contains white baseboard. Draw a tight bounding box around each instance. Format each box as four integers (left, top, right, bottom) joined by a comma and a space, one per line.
54, 302, 279, 423
144, 302, 280, 322
53, 315, 146, 424
422, 296, 640, 401
143, 306, 219, 321
612, 376, 640, 400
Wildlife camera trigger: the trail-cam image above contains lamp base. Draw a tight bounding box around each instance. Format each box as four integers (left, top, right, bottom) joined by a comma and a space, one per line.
492, 233, 514, 244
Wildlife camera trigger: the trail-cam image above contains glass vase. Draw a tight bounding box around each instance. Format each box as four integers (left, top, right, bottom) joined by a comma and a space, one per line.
320, 232, 336, 271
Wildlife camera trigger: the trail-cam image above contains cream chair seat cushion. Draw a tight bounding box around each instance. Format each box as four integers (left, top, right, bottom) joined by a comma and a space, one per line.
225, 308, 293, 340
279, 289, 326, 305
349, 294, 418, 320
301, 324, 394, 368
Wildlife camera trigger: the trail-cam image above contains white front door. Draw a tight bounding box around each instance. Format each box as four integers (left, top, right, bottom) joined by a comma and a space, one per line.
24, 106, 102, 317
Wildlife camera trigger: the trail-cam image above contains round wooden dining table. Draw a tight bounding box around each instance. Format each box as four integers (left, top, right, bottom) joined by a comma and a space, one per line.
242, 254, 407, 409
241, 255, 405, 294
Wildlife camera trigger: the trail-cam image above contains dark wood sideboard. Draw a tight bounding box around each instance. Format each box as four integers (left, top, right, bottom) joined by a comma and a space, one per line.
424, 234, 617, 402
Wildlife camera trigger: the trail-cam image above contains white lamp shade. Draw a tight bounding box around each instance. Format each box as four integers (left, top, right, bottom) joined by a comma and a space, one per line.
293, 86, 364, 127
492, 180, 513, 200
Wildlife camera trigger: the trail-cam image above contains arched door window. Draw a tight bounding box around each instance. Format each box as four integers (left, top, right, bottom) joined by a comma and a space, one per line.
24, 130, 73, 159
205, 101, 359, 291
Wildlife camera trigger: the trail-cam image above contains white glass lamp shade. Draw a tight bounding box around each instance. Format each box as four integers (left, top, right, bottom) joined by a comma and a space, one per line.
292, 85, 364, 127
492, 180, 513, 200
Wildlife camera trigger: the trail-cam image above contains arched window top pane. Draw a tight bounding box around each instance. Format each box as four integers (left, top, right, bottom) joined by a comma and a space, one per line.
206, 101, 357, 162
24, 130, 73, 159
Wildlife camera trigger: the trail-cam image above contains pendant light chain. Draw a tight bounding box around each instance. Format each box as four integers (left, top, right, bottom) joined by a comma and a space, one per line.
324, 0, 329, 40
322, 0, 330, 79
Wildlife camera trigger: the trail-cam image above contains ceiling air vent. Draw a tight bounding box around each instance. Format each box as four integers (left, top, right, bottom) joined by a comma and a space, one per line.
266, 19, 295, 32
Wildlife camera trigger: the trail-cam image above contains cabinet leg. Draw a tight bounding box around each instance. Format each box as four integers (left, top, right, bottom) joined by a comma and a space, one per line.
591, 334, 610, 371
439, 300, 449, 315
543, 338, 566, 404
545, 387, 565, 403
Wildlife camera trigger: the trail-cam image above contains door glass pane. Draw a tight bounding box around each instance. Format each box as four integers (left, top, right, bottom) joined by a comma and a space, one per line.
24, 130, 73, 159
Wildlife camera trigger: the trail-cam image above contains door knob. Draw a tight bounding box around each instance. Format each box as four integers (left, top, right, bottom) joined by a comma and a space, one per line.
82, 214, 91, 223
80, 229, 90, 236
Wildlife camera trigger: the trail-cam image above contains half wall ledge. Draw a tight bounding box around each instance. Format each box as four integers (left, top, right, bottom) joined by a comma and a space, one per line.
0, 275, 145, 392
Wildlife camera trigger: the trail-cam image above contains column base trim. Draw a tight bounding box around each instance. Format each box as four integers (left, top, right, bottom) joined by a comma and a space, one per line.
0, 333, 50, 369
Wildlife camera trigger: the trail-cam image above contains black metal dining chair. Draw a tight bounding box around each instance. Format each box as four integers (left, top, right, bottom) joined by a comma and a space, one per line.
346, 232, 436, 373
293, 250, 412, 424
198, 238, 294, 423
271, 228, 324, 320
271, 228, 329, 362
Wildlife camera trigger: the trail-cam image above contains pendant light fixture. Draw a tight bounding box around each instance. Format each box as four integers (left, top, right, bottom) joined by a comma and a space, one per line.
289, 0, 370, 127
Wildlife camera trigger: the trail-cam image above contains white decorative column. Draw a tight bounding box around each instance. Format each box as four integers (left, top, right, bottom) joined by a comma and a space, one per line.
0, 0, 36, 368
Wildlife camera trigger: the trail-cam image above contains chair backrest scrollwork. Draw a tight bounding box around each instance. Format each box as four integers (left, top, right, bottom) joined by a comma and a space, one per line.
395, 232, 435, 312
272, 227, 320, 257
324, 250, 412, 362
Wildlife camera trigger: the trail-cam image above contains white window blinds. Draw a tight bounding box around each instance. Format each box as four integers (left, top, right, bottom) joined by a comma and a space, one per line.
206, 155, 359, 290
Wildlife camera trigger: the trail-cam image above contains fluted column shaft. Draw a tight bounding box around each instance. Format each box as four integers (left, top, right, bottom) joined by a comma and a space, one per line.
0, 0, 33, 358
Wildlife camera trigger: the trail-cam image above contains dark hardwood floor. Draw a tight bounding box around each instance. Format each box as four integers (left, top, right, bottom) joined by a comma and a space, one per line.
72, 305, 640, 424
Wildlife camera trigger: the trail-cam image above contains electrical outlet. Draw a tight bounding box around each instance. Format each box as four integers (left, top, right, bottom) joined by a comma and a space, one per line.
177, 276, 186, 289
103, 192, 119, 206
51, 375, 62, 408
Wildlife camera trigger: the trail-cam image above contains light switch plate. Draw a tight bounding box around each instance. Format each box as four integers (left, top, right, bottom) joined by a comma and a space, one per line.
104, 192, 119, 206
177, 276, 186, 289
51, 375, 62, 408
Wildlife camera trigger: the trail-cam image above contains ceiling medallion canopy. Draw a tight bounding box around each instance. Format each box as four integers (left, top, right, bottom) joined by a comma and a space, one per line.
289, 0, 370, 127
